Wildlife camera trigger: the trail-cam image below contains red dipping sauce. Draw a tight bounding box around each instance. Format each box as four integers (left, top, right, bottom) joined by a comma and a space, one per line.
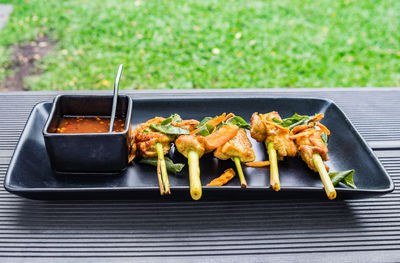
56, 116, 125, 133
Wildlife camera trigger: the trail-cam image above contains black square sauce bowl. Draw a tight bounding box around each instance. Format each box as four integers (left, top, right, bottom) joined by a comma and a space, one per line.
43, 95, 132, 174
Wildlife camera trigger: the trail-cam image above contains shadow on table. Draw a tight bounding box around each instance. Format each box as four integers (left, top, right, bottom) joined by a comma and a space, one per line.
14, 198, 361, 233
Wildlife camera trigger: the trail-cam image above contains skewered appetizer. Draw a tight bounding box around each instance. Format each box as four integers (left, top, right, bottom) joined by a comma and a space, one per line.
214, 115, 255, 187
287, 113, 336, 199
267, 112, 336, 199
288, 114, 329, 171
175, 134, 206, 200
249, 111, 296, 191
132, 114, 198, 195
175, 113, 241, 200
249, 111, 353, 199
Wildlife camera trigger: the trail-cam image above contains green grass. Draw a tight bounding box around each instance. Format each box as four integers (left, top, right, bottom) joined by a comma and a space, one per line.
0, 0, 399, 90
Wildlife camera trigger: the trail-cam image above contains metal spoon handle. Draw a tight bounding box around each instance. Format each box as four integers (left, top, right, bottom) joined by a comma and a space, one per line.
109, 64, 123, 133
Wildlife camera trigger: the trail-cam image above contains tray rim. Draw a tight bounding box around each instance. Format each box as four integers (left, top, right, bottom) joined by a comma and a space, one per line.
4, 96, 395, 197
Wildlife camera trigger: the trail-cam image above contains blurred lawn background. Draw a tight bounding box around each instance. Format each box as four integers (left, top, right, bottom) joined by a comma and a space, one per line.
0, 0, 399, 90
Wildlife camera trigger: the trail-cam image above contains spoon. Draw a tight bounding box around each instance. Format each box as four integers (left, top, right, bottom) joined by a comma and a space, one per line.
109, 64, 124, 133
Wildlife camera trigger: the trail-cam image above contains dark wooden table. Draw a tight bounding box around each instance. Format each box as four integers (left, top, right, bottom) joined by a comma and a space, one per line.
0, 89, 399, 262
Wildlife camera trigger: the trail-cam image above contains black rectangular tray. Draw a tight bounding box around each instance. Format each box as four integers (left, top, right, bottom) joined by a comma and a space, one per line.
4, 97, 394, 200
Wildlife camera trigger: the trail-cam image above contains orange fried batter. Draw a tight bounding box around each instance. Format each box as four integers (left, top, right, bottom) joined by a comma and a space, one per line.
171, 119, 199, 132
245, 161, 270, 167
207, 168, 236, 186
214, 128, 255, 162
204, 124, 239, 152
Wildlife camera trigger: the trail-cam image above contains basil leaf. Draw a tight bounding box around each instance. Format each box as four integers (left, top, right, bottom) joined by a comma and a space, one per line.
149, 123, 189, 135
272, 118, 282, 124
142, 128, 151, 133
281, 113, 303, 127
139, 157, 185, 174
329, 169, 356, 189
195, 123, 214, 136
149, 114, 188, 135
281, 113, 318, 130
161, 114, 182, 125
196, 117, 213, 129
342, 171, 356, 189
321, 132, 328, 146
225, 116, 250, 129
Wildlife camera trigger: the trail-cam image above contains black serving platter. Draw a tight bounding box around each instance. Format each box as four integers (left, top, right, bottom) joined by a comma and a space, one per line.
4, 97, 394, 200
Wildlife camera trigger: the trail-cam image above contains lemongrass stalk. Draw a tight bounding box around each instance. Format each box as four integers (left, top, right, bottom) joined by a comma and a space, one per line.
267, 142, 280, 191
156, 142, 170, 194
312, 153, 336, 200
188, 150, 202, 200
233, 157, 247, 188
156, 157, 164, 195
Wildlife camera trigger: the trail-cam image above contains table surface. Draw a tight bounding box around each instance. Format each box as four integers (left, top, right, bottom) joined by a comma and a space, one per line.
0, 88, 400, 263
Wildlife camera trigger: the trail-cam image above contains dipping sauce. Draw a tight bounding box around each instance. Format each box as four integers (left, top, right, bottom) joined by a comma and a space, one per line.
56, 116, 125, 133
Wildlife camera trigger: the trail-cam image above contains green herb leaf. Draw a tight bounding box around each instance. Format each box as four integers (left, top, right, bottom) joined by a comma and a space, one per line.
196, 117, 213, 128
280, 113, 317, 130
225, 116, 250, 129
196, 115, 250, 134
140, 157, 185, 174
321, 132, 328, 146
149, 123, 189, 135
329, 169, 356, 189
161, 114, 182, 125
149, 114, 189, 135
195, 123, 214, 136
272, 118, 282, 124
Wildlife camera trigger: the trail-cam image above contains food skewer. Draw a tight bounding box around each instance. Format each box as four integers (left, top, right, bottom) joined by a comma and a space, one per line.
176, 113, 241, 200
175, 134, 206, 200
250, 112, 297, 191
133, 115, 198, 195
214, 114, 255, 188
133, 117, 174, 194
288, 113, 336, 199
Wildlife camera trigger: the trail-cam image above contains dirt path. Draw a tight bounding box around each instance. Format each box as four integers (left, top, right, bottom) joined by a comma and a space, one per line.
0, 36, 55, 91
